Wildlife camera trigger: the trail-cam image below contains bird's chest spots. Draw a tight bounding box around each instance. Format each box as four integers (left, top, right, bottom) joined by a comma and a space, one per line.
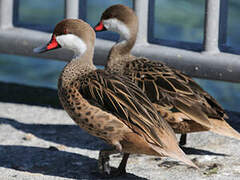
59, 86, 125, 139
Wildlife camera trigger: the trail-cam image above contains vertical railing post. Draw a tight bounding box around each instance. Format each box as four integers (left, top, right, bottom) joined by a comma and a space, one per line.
133, 0, 149, 45
203, 0, 221, 53
0, 0, 13, 29
64, 0, 79, 19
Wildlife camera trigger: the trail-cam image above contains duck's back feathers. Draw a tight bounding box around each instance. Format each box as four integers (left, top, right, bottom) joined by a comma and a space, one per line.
79, 69, 177, 146
124, 58, 228, 129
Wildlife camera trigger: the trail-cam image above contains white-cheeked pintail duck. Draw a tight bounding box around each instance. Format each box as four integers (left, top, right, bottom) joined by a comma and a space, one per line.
34, 19, 198, 177
94, 4, 240, 146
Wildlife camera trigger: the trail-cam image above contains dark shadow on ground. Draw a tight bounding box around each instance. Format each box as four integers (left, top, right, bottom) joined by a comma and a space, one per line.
0, 82, 61, 109
0, 117, 108, 151
181, 146, 227, 156
0, 145, 147, 180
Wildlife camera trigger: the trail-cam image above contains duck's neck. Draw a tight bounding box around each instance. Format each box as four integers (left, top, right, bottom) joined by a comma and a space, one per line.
59, 47, 96, 88
107, 33, 136, 72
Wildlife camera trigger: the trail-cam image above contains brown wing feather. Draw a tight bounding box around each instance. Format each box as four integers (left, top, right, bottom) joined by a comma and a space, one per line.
78, 69, 177, 147
124, 58, 227, 128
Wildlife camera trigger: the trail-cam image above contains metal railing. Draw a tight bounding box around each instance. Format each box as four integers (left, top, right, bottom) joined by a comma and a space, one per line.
0, 0, 239, 82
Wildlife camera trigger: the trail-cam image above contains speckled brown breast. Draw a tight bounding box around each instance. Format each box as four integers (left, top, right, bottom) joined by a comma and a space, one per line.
58, 84, 130, 144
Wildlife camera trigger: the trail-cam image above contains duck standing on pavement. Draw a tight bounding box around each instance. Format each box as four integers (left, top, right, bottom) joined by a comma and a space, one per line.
94, 4, 240, 146
34, 19, 197, 177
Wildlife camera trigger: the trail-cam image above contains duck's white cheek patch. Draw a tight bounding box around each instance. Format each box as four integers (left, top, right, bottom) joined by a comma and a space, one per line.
56, 34, 87, 55
103, 18, 130, 40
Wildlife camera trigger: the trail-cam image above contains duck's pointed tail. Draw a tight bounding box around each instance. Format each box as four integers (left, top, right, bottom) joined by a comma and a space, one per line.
149, 143, 199, 169
210, 119, 240, 140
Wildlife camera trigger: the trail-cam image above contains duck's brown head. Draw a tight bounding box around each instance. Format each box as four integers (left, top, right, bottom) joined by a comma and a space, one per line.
34, 19, 95, 58
94, 4, 138, 41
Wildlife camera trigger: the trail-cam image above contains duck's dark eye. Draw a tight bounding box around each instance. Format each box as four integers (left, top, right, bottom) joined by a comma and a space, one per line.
63, 29, 73, 35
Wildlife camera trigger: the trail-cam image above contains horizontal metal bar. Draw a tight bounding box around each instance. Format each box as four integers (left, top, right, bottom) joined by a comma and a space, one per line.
0, 27, 239, 82
0, 0, 13, 29
203, 0, 220, 53
64, 0, 79, 19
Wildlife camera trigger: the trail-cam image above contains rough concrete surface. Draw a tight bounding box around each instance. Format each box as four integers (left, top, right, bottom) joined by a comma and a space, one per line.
0, 83, 240, 180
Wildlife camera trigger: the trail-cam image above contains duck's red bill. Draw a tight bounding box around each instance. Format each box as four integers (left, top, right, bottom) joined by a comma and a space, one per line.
94, 21, 106, 32
33, 35, 60, 53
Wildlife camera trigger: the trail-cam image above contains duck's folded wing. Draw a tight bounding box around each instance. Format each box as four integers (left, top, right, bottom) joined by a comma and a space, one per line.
79, 69, 177, 147
125, 58, 227, 128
